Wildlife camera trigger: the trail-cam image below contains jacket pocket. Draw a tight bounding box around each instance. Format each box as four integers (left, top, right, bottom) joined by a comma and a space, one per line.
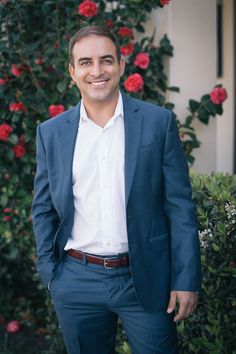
139, 142, 159, 153
149, 232, 169, 252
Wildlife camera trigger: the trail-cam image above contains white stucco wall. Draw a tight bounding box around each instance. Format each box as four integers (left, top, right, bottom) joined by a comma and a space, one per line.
147, 0, 234, 173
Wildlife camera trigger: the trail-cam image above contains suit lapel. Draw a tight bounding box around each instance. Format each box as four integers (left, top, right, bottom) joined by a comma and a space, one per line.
60, 102, 81, 165
59, 103, 81, 217
122, 93, 143, 206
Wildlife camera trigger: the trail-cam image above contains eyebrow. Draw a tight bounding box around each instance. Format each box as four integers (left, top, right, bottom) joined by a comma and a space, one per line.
77, 55, 115, 63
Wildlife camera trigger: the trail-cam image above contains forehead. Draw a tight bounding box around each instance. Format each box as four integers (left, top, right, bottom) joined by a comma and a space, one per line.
73, 34, 117, 59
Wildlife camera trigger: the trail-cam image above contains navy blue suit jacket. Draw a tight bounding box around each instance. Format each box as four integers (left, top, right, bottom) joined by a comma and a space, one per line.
32, 92, 201, 312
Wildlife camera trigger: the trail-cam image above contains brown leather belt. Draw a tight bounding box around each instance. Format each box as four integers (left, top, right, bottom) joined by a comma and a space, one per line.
67, 249, 129, 269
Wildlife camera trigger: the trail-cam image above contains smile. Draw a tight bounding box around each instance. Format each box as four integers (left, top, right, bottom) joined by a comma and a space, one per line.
88, 80, 109, 86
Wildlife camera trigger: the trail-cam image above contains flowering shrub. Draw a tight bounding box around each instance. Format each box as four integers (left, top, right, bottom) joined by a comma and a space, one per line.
178, 84, 227, 164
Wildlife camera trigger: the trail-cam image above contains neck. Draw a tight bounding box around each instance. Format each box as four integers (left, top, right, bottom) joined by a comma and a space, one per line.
82, 92, 120, 128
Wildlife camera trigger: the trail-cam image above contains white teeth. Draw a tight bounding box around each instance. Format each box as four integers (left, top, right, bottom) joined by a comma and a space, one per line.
90, 81, 107, 86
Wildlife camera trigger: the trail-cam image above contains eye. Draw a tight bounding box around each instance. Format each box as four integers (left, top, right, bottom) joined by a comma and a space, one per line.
102, 58, 113, 64
80, 60, 91, 66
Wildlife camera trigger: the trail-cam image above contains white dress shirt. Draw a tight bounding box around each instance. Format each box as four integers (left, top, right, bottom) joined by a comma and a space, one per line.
64, 92, 128, 255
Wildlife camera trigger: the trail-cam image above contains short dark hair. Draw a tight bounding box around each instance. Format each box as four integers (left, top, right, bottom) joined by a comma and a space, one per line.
69, 25, 121, 67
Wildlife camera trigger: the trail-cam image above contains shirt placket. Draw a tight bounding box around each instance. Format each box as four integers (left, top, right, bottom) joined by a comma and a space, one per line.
98, 128, 112, 250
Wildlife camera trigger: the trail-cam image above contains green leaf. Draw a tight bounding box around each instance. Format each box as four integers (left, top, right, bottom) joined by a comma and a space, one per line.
4, 247, 19, 260
56, 79, 68, 93
168, 86, 180, 93
197, 109, 210, 124
8, 133, 19, 145
0, 194, 8, 207
189, 99, 200, 113
212, 243, 220, 252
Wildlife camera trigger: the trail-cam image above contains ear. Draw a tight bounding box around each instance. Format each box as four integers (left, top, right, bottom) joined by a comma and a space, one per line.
68, 63, 76, 82
119, 59, 126, 77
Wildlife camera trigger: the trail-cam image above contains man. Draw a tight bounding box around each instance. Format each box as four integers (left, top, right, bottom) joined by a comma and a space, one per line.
32, 25, 201, 354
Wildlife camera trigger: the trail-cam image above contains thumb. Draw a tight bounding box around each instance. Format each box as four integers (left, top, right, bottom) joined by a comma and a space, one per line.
167, 291, 177, 314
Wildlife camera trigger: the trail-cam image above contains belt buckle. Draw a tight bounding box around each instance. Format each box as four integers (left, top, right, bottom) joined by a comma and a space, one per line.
104, 257, 114, 269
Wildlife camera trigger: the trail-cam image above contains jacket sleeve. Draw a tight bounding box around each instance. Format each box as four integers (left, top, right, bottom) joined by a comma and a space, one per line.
32, 125, 60, 287
162, 111, 201, 292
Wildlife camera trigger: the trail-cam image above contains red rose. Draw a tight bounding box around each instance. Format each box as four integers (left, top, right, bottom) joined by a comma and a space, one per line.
3, 208, 12, 213
0, 123, 13, 141
134, 53, 150, 69
0, 78, 6, 85
6, 320, 21, 334
160, 0, 171, 5
78, 0, 98, 17
210, 86, 228, 105
118, 27, 134, 38
53, 42, 60, 49
106, 19, 113, 29
11, 64, 22, 77
48, 104, 65, 118
10, 64, 29, 76
13, 144, 26, 158
34, 58, 45, 65
3, 216, 11, 221
124, 73, 144, 93
120, 43, 135, 56
11, 64, 21, 76
9, 102, 27, 113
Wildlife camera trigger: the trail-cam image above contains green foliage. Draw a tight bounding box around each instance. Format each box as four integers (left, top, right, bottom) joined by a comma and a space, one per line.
0, 1, 232, 353
177, 172, 236, 354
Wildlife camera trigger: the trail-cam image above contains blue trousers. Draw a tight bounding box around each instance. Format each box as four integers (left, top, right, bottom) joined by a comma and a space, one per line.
50, 254, 178, 354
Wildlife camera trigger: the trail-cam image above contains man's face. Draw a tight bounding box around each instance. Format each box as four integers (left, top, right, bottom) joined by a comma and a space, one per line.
69, 34, 125, 105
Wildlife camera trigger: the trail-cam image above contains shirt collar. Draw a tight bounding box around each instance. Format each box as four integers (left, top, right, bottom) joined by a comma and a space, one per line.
79, 91, 123, 127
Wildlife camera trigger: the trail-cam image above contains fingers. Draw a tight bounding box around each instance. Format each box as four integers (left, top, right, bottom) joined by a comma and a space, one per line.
167, 291, 177, 314
167, 291, 198, 322
173, 299, 190, 322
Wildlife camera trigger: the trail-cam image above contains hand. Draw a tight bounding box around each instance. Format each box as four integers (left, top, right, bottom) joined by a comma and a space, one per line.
167, 290, 198, 322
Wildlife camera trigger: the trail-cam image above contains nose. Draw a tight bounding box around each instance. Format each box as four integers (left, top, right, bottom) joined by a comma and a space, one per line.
90, 62, 104, 77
